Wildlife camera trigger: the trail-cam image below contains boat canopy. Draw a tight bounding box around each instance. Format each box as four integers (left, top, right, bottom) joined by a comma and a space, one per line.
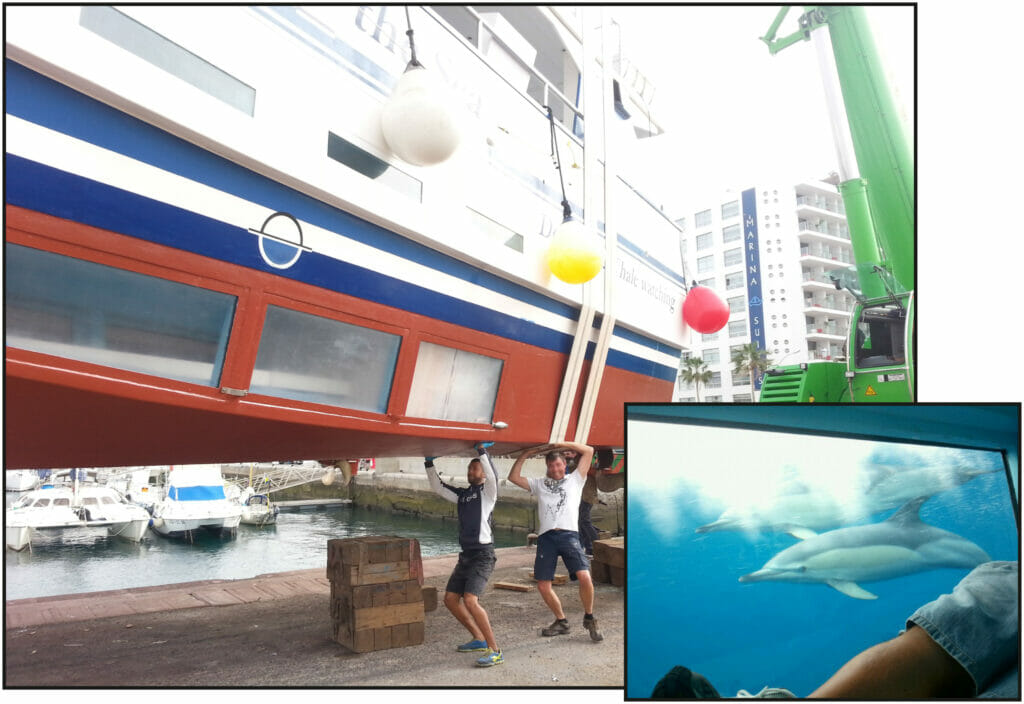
167, 465, 227, 502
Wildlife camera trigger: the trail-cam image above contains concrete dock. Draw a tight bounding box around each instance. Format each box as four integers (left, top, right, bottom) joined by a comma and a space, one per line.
4, 545, 623, 687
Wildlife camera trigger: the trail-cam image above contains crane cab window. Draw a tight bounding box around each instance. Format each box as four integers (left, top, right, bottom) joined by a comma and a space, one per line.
854, 303, 906, 369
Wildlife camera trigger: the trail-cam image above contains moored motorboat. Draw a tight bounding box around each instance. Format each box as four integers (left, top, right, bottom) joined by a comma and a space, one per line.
5, 479, 151, 551
150, 465, 243, 539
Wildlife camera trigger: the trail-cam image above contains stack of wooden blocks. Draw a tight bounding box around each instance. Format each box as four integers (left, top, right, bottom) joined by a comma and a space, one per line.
327, 535, 425, 653
590, 536, 625, 587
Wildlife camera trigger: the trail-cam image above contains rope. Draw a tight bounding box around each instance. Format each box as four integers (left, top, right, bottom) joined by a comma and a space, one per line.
543, 106, 572, 221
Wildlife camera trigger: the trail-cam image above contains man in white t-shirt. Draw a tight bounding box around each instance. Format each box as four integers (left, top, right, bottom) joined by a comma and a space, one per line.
507, 441, 603, 642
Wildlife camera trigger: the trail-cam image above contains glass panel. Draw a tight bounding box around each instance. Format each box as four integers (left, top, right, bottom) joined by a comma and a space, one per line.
696, 233, 713, 251
406, 342, 503, 424
79, 6, 255, 115
722, 223, 741, 243
723, 248, 742, 267
721, 200, 739, 219
694, 209, 712, 227
5, 244, 236, 387
327, 132, 423, 202
250, 306, 401, 412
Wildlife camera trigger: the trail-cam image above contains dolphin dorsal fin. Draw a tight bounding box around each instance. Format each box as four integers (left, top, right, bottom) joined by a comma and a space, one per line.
887, 496, 928, 524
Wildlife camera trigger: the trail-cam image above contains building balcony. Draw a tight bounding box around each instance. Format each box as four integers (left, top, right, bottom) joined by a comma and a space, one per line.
795, 194, 846, 216
798, 220, 850, 242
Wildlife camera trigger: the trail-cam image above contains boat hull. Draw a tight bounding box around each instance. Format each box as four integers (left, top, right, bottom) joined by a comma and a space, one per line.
150, 514, 241, 538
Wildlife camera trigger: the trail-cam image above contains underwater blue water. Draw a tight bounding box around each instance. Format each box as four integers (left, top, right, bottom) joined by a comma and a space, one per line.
626, 470, 1018, 698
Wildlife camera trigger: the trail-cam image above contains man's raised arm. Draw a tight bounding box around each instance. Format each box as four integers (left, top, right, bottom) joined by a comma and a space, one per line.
424, 458, 458, 503
508, 444, 549, 491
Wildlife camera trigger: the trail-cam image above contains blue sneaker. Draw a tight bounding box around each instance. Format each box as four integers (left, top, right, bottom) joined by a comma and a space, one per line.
424, 456, 437, 465
475, 442, 494, 452
456, 639, 488, 652
476, 649, 504, 667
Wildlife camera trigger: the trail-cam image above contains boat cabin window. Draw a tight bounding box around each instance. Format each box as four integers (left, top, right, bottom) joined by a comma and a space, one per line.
405, 342, 503, 424
82, 497, 98, 505
250, 305, 402, 413
101, 496, 117, 504
53, 498, 71, 507
31, 498, 51, 508
79, 7, 256, 116
5, 244, 238, 388
854, 302, 907, 369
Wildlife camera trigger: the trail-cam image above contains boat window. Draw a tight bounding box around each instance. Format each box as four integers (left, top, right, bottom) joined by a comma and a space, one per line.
327, 132, 422, 202
31, 498, 51, 508
250, 305, 402, 413
405, 342, 503, 424
5, 244, 237, 387
53, 498, 71, 507
79, 6, 256, 115
82, 497, 98, 505
101, 497, 117, 504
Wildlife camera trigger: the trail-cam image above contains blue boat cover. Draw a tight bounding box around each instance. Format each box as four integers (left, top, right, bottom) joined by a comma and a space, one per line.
168, 485, 226, 501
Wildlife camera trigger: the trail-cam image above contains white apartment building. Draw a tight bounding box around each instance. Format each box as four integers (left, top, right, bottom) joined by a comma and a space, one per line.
675, 177, 856, 402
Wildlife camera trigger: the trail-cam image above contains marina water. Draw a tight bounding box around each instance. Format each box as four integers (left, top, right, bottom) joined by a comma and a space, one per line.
4, 502, 523, 601
627, 467, 1018, 698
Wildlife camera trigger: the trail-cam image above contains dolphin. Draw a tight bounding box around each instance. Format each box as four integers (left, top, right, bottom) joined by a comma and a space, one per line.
696, 492, 869, 539
737, 498, 991, 599
862, 464, 1003, 512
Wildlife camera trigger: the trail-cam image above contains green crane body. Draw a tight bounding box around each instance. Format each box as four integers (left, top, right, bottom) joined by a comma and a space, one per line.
758, 5, 914, 403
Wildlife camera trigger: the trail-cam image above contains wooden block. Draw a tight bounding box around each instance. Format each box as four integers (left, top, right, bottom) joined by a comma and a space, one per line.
390, 622, 410, 648
373, 626, 392, 650
350, 584, 373, 609
593, 537, 625, 569
590, 560, 611, 584
609, 565, 625, 587
386, 537, 408, 563
352, 601, 425, 631
494, 582, 532, 592
338, 561, 411, 586
408, 620, 425, 646
409, 539, 424, 586
367, 540, 389, 564
371, 582, 391, 607
351, 628, 374, 653
421, 585, 437, 612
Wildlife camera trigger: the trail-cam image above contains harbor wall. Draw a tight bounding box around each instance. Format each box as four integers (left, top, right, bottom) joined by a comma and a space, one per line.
272, 457, 624, 535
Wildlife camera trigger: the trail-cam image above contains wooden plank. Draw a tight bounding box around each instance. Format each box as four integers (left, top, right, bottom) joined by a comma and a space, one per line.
367, 540, 389, 564
373, 626, 392, 650
408, 620, 425, 646
352, 601, 425, 631
609, 565, 625, 587
590, 560, 611, 584
370, 582, 391, 607
494, 581, 533, 592
390, 622, 410, 648
593, 537, 625, 569
421, 585, 438, 611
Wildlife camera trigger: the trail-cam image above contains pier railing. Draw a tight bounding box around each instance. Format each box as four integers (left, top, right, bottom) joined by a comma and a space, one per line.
220, 464, 332, 495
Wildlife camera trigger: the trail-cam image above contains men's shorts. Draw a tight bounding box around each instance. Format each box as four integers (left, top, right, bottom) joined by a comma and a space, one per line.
534, 529, 589, 582
446, 546, 497, 596
906, 561, 1018, 697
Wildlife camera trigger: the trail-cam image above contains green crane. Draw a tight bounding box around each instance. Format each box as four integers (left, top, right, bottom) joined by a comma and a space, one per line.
758, 6, 914, 403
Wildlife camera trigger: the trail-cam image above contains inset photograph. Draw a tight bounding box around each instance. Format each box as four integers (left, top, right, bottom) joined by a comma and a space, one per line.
626, 404, 1019, 699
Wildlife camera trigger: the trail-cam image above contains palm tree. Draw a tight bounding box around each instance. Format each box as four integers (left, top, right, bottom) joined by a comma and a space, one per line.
678, 356, 713, 402
731, 343, 774, 402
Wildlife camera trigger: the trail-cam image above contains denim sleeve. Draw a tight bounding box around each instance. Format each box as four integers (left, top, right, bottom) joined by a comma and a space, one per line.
906, 561, 1019, 696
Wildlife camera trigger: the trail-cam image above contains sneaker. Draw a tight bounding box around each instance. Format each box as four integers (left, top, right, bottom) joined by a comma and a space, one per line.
475, 442, 494, 451
475, 649, 504, 667
736, 687, 796, 698
583, 615, 603, 642
541, 618, 570, 636
456, 639, 488, 652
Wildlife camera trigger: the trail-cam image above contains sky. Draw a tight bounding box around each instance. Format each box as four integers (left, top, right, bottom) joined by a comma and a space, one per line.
612, 4, 914, 211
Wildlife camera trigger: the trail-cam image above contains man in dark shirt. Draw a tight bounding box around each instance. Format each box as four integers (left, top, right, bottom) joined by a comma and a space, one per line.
425, 443, 503, 667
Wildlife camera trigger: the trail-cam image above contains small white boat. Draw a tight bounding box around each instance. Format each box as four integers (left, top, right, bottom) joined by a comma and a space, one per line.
238, 488, 280, 526
5, 469, 46, 492
5, 480, 151, 551
150, 465, 242, 539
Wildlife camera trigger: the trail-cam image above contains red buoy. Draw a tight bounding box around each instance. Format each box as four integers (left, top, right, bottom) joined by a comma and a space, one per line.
682, 285, 729, 333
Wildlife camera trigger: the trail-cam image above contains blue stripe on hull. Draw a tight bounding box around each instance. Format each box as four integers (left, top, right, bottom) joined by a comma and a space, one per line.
4, 60, 678, 382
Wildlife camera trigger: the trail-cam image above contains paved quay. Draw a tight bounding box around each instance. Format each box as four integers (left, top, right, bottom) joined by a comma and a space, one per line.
4, 545, 623, 687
